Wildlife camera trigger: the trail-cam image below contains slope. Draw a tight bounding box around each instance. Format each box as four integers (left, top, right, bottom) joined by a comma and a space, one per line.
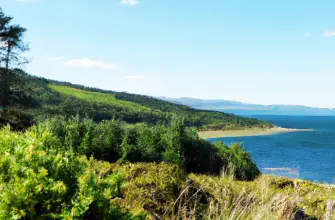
1, 70, 274, 130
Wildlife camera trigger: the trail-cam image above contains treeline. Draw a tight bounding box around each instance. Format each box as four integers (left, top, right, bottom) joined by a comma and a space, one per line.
37, 116, 260, 180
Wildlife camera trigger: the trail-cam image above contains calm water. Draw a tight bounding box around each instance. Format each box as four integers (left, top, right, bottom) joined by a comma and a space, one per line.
208, 115, 335, 183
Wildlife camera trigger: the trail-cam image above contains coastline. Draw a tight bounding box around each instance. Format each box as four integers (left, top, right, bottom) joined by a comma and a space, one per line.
197, 126, 313, 139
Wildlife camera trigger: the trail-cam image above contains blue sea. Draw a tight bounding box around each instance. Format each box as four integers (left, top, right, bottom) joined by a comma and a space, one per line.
208, 115, 335, 183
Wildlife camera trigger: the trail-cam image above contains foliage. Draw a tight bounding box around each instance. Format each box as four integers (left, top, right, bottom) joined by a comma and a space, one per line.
0, 8, 28, 106
49, 84, 152, 112
1, 6, 331, 220
0, 8, 28, 68
0, 107, 34, 130
188, 174, 333, 220
111, 163, 186, 217
0, 127, 145, 219
89, 163, 335, 220
0, 68, 35, 107
1, 68, 274, 131
215, 142, 261, 181
47, 84, 273, 130
0, 126, 333, 219
37, 116, 261, 181
0, 69, 36, 131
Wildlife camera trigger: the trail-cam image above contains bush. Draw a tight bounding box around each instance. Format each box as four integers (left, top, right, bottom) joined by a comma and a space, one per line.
36, 116, 260, 181
111, 163, 185, 217
215, 142, 261, 181
0, 107, 33, 130
0, 127, 143, 219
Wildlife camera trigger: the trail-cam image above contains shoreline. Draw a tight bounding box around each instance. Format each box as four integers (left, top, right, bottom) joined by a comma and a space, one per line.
198, 127, 313, 139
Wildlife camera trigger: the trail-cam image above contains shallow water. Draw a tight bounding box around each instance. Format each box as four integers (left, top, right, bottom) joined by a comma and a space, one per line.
208, 115, 335, 183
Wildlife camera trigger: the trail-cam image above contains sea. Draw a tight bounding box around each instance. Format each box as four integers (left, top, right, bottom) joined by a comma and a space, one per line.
208, 115, 335, 184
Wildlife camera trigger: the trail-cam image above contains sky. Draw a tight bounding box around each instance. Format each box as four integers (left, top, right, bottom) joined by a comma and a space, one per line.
2, 0, 335, 108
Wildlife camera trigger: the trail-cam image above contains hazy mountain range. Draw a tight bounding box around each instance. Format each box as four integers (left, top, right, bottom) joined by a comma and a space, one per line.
159, 97, 335, 116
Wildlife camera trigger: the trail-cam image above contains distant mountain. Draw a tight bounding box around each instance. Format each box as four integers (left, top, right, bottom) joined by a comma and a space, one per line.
159, 97, 335, 116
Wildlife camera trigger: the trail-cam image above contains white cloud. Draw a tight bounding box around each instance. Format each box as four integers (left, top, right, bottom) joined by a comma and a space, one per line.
304, 32, 312, 38
121, 0, 138, 6
64, 58, 115, 69
323, 31, 335, 38
124, 75, 144, 80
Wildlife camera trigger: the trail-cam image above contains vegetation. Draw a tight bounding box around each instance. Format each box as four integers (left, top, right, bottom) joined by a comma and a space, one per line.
1, 127, 334, 219
0, 118, 260, 219
35, 116, 260, 180
0, 72, 274, 131
188, 174, 335, 219
107, 163, 335, 219
1, 7, 333, 220
0, 127, 146, 219
0, 8, 28, 106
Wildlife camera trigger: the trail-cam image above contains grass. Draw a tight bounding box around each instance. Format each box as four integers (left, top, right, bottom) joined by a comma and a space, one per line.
45, 83, 274, 131
190, 174, 335, 219
48, 84, 152, 112
83, 161, 335, 219
108, 163, 335, 219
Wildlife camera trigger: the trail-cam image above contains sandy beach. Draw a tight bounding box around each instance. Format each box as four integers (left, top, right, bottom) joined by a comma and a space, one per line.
197, 127, 313, 139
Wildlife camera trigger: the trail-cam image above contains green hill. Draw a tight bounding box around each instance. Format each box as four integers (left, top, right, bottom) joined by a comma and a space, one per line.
1, 69, 274, 130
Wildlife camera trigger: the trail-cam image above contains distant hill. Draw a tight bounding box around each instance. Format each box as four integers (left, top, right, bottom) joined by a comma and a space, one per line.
160, 97, 335, 116
0, 69, 273, 130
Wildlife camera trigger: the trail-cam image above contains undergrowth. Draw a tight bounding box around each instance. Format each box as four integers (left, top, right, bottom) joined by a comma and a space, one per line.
0, 122, 334, 219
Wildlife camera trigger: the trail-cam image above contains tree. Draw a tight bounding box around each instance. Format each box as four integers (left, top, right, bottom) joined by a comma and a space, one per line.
0, 8, 28, 106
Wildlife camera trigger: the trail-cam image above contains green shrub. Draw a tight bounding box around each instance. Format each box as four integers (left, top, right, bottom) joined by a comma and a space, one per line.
0, 127, 143, 219
214, 142, 261, 181
0, 107, 33, 131
36, 116, 260, 181
111, 163, 185, 217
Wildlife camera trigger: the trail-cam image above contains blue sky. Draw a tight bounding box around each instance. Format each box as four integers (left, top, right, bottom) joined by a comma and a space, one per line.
2, 0, 335, 108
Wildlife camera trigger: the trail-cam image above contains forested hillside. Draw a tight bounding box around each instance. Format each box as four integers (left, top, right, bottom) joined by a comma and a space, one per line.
0, 68, 274, 131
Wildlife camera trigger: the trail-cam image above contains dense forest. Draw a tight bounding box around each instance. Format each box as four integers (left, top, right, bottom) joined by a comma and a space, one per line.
0, 7, 334, 220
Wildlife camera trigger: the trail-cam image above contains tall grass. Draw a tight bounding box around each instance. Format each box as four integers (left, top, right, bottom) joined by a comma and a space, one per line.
185, 174, 335, 220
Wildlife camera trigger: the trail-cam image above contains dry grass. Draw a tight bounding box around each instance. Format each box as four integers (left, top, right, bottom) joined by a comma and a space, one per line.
184, 174, 335, 220
106, 163, 335, 220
